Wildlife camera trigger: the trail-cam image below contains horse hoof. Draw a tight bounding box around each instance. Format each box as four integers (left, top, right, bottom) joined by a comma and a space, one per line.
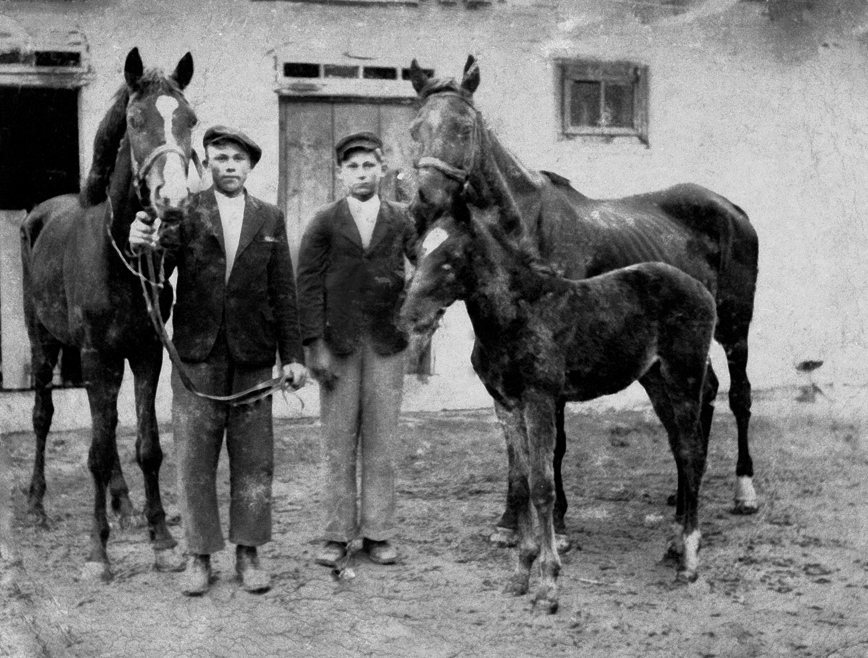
732, 500, 759, 515
154, 548, 186, 573
81, 561, 112, 582
26, 508, 49, 529
675, 569, 699, 585
489, 527, 517, 548
554, 534, 572, 554
533, 594, 559, 615
116, 512, 147, 531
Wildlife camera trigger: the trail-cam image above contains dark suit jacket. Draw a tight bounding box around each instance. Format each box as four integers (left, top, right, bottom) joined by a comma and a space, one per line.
296, 197, 416, 356
170, 188, 303, 367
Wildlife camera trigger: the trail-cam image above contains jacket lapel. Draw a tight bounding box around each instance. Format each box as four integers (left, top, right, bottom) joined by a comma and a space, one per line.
198, 188, 225, 253
337, 198, 364, 250
366, 200, 393, 253
236, 192, 267, 259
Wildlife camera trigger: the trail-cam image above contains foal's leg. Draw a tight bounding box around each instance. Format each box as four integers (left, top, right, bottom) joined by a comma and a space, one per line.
81, 351, 125, 581
553, 398, 568, 534
523, 392, 560, 614
492, 399, 524, 547
27, 332, 60, 527
129, 348, 182, 572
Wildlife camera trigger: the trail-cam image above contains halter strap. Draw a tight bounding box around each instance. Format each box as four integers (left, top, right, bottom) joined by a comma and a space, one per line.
132, 143, 190, 188
414, 90, 480, 185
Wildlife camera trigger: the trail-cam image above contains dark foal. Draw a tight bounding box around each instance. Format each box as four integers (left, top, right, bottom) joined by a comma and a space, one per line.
407, 57, 759, 541
20, 48, 196, 579
401, 196, 717, 614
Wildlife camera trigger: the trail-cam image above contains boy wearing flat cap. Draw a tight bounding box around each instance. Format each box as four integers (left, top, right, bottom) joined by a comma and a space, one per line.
130, 126, 307, 596
296, 131, 416, 568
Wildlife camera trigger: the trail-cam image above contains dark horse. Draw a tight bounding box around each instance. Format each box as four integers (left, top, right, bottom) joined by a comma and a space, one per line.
407, 58, 760, 547
21, 48, 197, 579
401, 193, 717, 613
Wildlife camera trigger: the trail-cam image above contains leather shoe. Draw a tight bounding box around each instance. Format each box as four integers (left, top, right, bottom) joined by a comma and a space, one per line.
315, 541, 347, 567
364, 539, 397, 565
180, 554, 211, 596
236, 545, 271, 593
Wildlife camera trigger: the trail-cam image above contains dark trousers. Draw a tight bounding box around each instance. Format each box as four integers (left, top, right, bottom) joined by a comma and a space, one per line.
172, 332, 274, 555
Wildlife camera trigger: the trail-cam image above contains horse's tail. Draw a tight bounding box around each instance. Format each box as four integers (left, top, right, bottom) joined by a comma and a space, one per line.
20, 205, 43, 335
715, 197, 759, 343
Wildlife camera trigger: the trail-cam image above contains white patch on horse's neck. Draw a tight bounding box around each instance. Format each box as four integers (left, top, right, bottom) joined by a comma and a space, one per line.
421, 227, 449, 258
155, 96, 180, 147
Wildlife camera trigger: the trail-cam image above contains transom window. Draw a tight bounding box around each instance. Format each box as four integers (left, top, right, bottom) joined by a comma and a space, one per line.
558, 60, 649, 144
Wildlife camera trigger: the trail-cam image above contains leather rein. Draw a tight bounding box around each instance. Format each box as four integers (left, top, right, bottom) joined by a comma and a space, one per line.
107, 143, 301, 408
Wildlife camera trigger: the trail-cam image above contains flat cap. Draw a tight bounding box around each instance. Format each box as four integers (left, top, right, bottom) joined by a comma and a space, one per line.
203, 125, 262, 167
335, 131, 382, 163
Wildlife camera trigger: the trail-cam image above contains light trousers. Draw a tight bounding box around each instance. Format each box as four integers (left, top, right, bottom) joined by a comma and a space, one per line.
320, 336, 405, 543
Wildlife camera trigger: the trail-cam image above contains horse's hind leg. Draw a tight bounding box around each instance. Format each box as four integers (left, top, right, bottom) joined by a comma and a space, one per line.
129, 349, 182, 572
80, 351, 124, 581
642, 364, 708, 583
721, 332, 757, 514
27, 331, 60, 527
553, 398, 568, 536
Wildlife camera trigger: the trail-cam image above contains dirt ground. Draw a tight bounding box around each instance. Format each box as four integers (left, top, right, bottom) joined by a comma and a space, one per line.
1, 387, 867, 658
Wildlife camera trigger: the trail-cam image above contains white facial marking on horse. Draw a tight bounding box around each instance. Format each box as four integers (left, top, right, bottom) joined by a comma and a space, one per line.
154, 95, 188, 205
421, 227, 450, 258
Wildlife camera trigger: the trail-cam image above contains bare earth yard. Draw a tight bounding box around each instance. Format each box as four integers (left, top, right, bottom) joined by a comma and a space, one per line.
2, 387, 867, 658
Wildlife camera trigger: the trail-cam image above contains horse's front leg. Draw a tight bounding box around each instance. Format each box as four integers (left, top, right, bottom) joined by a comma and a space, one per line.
129, 348, 182, 572
81, 350, 124, 581
523, 392, 560, 614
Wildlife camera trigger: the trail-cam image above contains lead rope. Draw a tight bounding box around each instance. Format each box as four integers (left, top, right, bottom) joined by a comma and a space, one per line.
106, 197, 303, 408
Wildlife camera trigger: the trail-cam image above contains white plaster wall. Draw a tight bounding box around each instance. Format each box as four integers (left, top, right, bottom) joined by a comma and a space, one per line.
3, 0, 868, 431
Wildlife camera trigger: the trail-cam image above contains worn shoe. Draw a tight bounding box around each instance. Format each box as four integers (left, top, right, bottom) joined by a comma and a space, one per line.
180, 554, 211, 596
364, 539, 397, 565
236, 545, 271, 593
315, 541, 347, 567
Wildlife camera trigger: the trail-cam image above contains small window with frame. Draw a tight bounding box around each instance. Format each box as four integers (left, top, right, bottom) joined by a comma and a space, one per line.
558, 60, 649, 144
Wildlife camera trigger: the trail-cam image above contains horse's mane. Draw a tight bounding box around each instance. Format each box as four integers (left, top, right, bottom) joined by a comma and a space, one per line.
417, 77, 474, 103
80, 70, 184, 206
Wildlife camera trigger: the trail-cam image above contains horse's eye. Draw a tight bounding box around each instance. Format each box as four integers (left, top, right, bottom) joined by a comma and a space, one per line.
441, 263, 452, 272
128, 112, 144, 129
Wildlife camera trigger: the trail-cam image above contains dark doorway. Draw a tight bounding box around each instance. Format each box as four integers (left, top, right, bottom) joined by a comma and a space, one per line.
0, 86, 80, 211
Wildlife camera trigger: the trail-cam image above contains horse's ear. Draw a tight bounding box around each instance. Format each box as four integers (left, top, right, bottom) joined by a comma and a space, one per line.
409, 59, 430, 95
172, 52, 194, 90
461, 55, 480, 95
124, 47, 144, 90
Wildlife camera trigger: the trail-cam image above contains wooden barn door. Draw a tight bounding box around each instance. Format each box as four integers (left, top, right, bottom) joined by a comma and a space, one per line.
278, 97, 425, 371
278, 99, 417, 266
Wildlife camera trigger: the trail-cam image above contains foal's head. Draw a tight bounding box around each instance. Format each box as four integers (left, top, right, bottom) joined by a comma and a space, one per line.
407, 56, 481, 233
401, 194, 476, 336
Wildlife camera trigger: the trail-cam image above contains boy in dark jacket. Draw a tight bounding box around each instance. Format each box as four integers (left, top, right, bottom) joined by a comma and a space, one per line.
296, 132, 415, 567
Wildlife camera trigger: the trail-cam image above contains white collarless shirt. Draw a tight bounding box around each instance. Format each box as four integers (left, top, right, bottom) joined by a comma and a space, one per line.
214, 189, 246, 282
346, 195, 381, 249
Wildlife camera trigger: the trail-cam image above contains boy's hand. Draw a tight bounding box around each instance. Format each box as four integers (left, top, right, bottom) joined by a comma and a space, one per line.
304, 339, 338, 391
282, 362, 308, 390
129, 211, 160, 253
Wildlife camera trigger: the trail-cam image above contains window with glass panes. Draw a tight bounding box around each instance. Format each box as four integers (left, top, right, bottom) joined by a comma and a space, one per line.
558, 61, 649, 143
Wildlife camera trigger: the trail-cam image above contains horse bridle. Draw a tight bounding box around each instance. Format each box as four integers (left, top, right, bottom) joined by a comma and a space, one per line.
415, 91, 480, 187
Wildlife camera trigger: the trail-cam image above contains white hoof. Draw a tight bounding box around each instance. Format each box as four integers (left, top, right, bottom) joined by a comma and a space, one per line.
80, 561, 112, 582
489, 527, 517, 548
554, 534, 572, 554
154, 547, 186, 572
733, 476, 758, 514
